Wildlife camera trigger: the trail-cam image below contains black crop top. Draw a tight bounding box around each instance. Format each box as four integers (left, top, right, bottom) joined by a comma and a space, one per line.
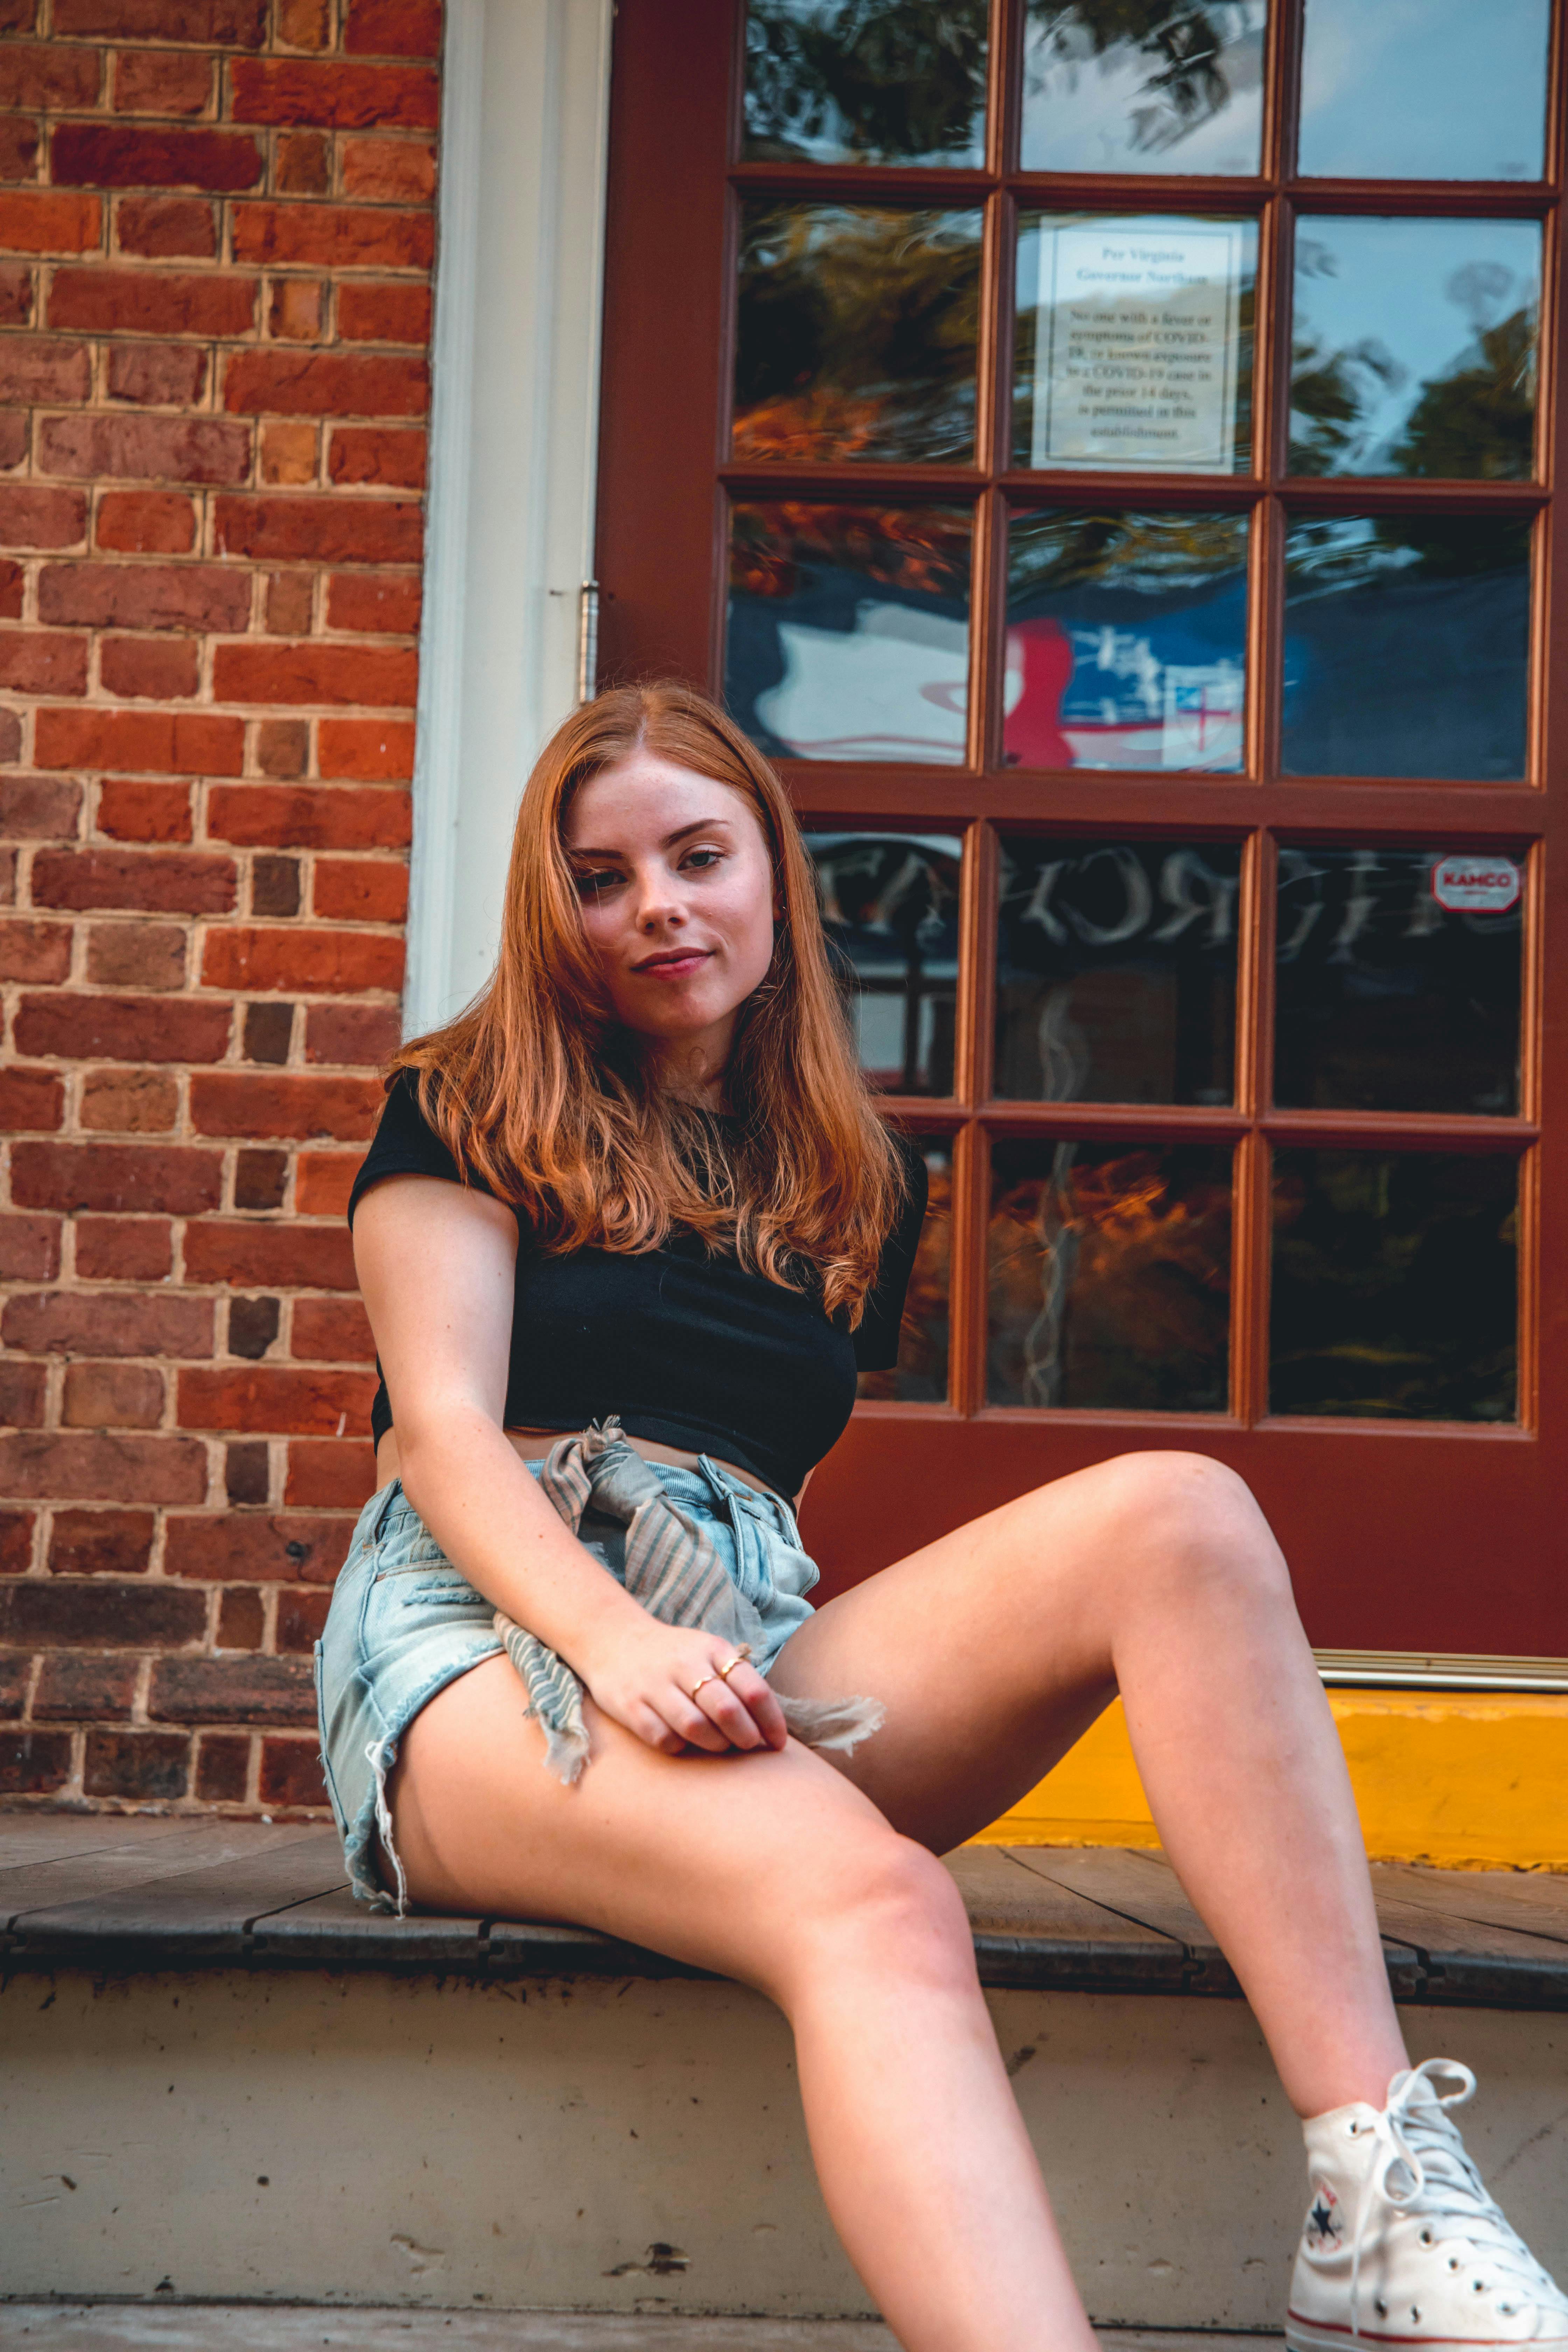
348, 1072, 927, 1500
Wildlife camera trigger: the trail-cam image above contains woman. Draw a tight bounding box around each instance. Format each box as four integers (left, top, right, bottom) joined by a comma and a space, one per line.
317, 683, 1564, 2352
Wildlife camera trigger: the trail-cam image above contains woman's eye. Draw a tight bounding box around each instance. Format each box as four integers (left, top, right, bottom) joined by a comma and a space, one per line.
575, 870, 618, 896
684, 849, 723, 873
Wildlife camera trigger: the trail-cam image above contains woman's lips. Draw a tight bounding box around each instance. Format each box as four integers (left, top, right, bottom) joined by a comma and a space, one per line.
634, 950, 712, 980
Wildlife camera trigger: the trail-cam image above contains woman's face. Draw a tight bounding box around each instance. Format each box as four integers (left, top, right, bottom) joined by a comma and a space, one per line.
563, 749, 779, 1099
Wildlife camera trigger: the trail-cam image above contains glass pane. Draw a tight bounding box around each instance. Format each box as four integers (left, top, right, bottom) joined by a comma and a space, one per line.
1290, 217, 1540, 479
989, 1139, 1232, 1409
742, 0, 987, 165
1270, 1149, 1518, 1421
1006, 510, 1248, 772
727, 501, 972, 765
1275, 847, 1523, 1116
858, 1138, 953, 1401
997, 836, 1239, 1103
735, 202, 982, 465
1282, 514, 1530, 780
1298, 0, 1549, 181
1015, 214, 1255, 474
807, 831, 962, 1094
1022, 1, 1266, 175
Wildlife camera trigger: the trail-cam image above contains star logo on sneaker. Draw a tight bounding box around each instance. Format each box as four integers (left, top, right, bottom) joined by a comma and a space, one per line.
1304, 2182, 1343, 2250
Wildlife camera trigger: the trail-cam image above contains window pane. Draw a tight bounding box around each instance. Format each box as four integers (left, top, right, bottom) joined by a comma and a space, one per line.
727, 502, 972, 765
735, 202, 982, 466
1270, 1149, 1518, 1421
1022, 1, 1266, 175
997, 836, 1239, 1104
1282, 514, 1530, 780
1275, 847, 1523, 1116
807, 831, 962, 1095
1006, 510, 1248, 772
1298, 0, 1549, 181
1015, 214, 1255, 474
742, 0, 987, 165
858, 1139, 952, 1401
989, 1140, 1232, 1410
1290, 217, 1540, 480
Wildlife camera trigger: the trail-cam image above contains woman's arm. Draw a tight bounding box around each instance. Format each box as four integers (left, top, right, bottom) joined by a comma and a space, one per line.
353, 1175, 786, 1757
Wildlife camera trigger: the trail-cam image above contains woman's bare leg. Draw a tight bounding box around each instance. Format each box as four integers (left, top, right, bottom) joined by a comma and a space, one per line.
774, 1449, 1407, 2120
391, 1652, 1097, 2352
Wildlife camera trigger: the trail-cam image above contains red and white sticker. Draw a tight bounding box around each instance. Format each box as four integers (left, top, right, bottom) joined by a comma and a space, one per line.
1432, 854, 1521, 913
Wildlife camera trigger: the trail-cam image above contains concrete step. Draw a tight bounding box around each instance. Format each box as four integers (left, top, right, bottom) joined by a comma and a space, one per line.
0, 2315, 1277, 2352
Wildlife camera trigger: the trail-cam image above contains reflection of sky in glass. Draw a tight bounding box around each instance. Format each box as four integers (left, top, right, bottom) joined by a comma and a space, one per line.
1298, 0, 1548, 179
805, 831, 961, 1094
1290, 217, 1539, 475
1022, 0, 1265, 174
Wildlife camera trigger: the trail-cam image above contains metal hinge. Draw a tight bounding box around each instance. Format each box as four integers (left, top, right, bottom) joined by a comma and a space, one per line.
577, 579, 600, 705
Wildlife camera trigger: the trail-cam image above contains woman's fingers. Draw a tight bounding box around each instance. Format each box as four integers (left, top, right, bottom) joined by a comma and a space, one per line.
723, 1659, 788, 1749
691, 1678, 765, 1750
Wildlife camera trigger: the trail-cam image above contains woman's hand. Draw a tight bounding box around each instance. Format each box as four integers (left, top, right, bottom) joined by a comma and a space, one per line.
573, 1614, 789, 1757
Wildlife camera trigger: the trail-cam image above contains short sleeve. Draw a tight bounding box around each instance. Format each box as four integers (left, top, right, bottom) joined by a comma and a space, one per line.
850, 1136, 930, 1373
347, 1068, 493, 1228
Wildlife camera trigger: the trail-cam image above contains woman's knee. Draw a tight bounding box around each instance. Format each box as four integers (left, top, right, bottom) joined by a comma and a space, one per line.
768, 1829, 974, 1999
1087, 1449, 1289, 1609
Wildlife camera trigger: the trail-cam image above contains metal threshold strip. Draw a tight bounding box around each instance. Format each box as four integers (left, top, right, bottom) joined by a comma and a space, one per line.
1314, 1650, 1568, 1694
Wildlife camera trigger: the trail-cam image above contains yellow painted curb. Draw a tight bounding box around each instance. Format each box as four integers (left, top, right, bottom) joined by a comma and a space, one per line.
971, 1691, 1568, 1870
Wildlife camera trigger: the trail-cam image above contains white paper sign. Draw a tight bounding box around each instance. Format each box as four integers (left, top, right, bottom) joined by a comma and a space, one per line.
1032, 220, 1244, 473
1431, 854, 1521, 913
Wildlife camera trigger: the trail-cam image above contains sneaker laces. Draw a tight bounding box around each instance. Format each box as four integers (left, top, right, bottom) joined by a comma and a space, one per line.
1348, 2058, 1565, 2335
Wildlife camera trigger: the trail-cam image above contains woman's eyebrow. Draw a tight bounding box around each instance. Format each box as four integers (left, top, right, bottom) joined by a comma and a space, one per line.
568, 816, 736, 860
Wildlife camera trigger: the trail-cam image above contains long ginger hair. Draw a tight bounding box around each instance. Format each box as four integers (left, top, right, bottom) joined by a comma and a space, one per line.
391, 683, 909, 1325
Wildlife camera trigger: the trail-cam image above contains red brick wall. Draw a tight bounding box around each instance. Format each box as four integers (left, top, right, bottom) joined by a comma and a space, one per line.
0, 0, 439, 1812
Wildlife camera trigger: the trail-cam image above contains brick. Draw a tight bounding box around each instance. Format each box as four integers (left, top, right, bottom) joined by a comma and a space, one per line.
203, 925, 400, 994
227, 347, 427, 420
305, 996, 399, 1060
0, 1730, 73, 1795
80, 1065, 179, 1130
0, 1213, 61, 1280
100, 634, 199, 700
241, 1000, 293, 1062
274, 1584, 330, 1648
33, 706, 241, 777
0, 847, 18, 904
31, 845, 236, 910
328, 428, 425, 491
317, 715, 414, 780
217, 1583, 265, 1645
0, 484, 88, 549
345, 0, 440, 54
52, 266, 255, 339
337, 278, 429, 346
86, 919, 186, 988
0, 190, 102, 256
63, 1361, 165, 1428
54, 0, 266, 37
213, 640, 418, 709
290, 1295, 373, 1360
150, 1652, 313, 1724
251, 852, 300, 915
0, 42, 102, 109
258, 418, 317, 484
0, 775, 82, 836
266, 279, 323, 344
209, 783, 410, 849
0, 918, 57, 1000
52, 124, 266, 194
0, 704, 20, 755
0, 558, 22, 618
258, 1735, 327, 1807
195, 1729, 249, 1799
274, 130, 329, 194
4, 1289, 211, 1358
340, 134, 435, 203
86, 1728, 191, 1798
0, 1360, 47, 1426
0, 335, 91, 402
34, 1652, 140, 1720
0, 1511, 37, 1575
277, 0, 329, 48
262, 570, 312, 634
295, 1150, 357, 1218
0, 1656, 30, 1715
227, 1293, 279, 1359
11, 1141, 221, 1214
76, 1215, 173, 1281
215, 493, 420, 566
192, 1070, 383, 1141
96, 780, 194, 843
116, 194, 216, 260
38, 412, 252, 484
4, 1432, 204, 1505
183, 1218, 354, 1288
179, 1363, 374, 1437
50, 1507, 152, 1575
0, 264, 34, 327
0, 118, 41, 184
0, 630, 88, 696
15, 989, 227, 1063
40, 560, 251, 631
165, 1509, 347, 1581
94, 490, 197, 553
105, 341, 208, 408
0, 1576, 204, 1645
231, 201, 432, 272
114, 48, 214, 113
234, 1145, 286, 1208
231, 56, 438, 130
0, 1066, 62, 1129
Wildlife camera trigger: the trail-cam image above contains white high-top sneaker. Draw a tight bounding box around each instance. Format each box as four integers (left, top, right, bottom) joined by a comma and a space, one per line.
1286, 2059, 1568, 2350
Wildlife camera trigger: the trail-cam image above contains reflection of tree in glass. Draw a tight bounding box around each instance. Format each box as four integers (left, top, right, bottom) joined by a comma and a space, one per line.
735, 204, 981, 465
1285, 512, 1531, 598
744, 0, 988, 165
1009, 509, 1248, 600
731, 499, 971, 603
858, 1149, 951, 1401
1025, 1, 1259, 154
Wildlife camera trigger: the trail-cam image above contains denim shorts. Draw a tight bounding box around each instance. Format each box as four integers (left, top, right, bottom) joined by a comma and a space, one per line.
313, 1450, 821, 1910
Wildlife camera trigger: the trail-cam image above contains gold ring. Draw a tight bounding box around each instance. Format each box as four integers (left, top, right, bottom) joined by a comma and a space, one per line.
689, 1674, 716, 1702
716, 1648, 751, 1681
